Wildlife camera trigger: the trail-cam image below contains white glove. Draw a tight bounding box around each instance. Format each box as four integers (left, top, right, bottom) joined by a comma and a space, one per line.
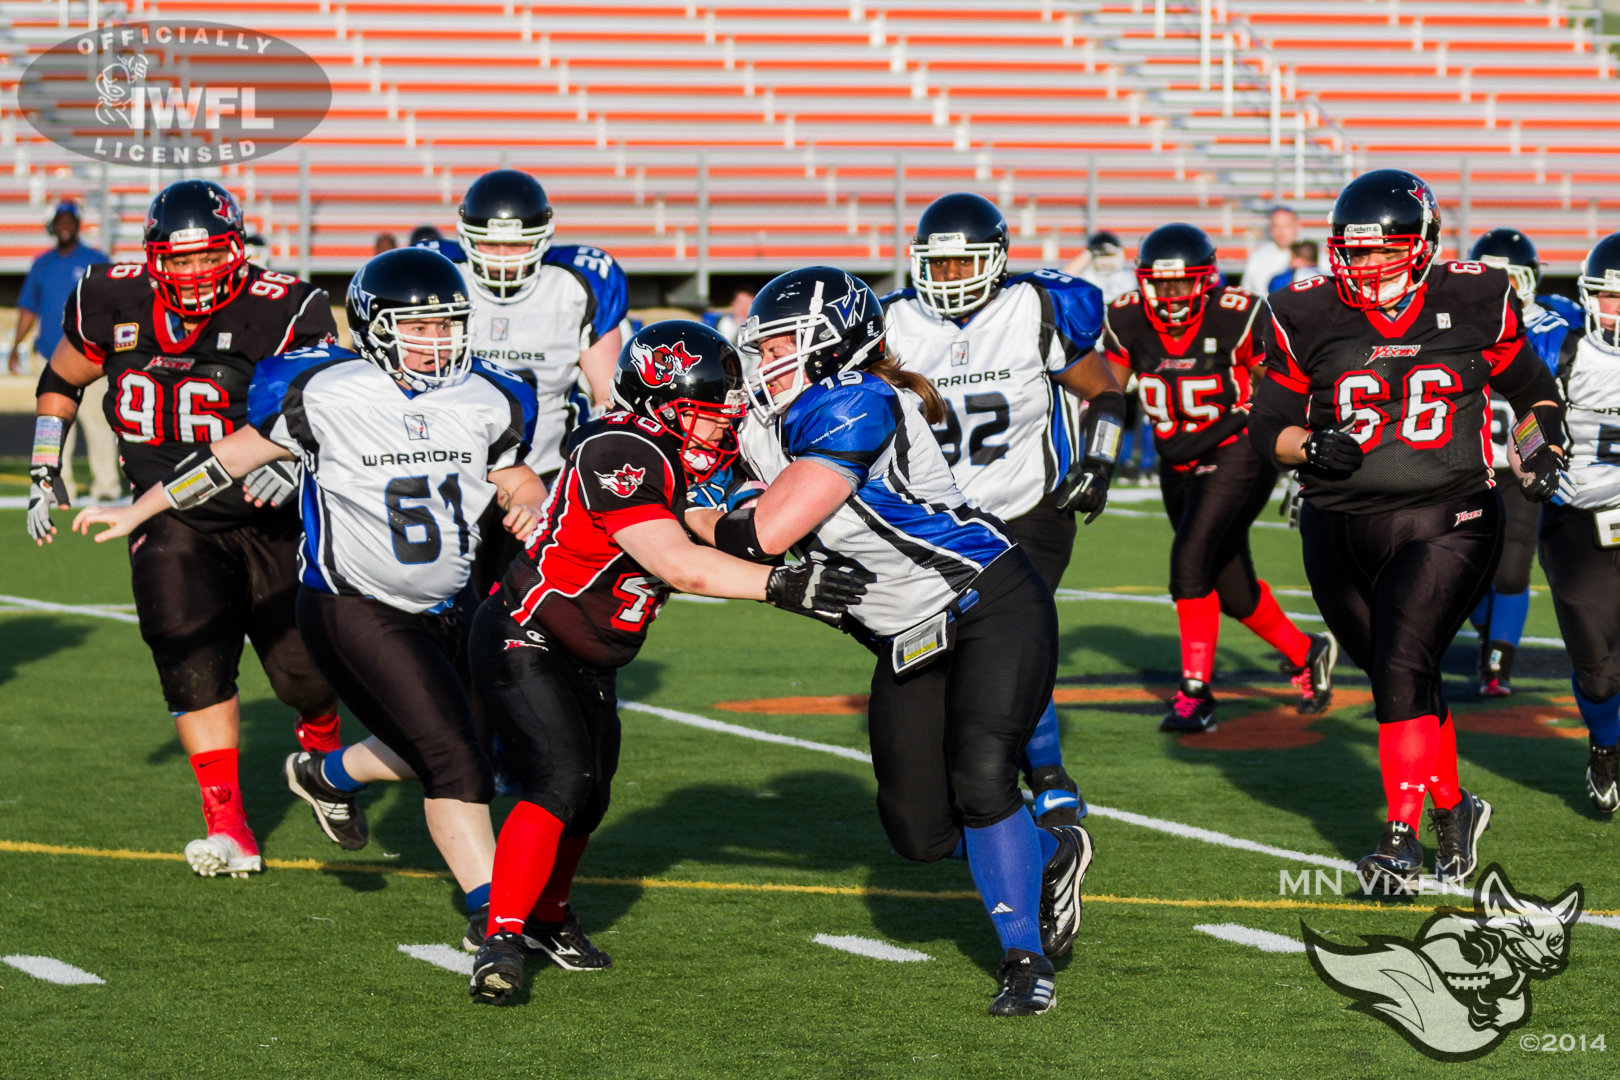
242, 460, 300, 508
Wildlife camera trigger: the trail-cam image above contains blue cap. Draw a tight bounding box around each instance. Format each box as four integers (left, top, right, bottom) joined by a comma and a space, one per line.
50, 200, 82, 221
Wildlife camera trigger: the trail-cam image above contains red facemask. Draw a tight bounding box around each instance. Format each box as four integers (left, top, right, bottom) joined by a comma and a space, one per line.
1136, 265, 1219, 334
146, 232, 247, 317
1327, 234, 1432, 311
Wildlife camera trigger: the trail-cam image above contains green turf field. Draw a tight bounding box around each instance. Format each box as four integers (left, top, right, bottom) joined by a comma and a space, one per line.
0, 498, 1614, 1079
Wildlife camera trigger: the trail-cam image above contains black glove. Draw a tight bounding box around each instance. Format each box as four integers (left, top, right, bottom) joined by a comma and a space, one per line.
1520, 447, 1563, 502
1053, 460, 1113, 524
765, 559, 876, 624
26, 463, 71, 543
1303, 428, 1364, 473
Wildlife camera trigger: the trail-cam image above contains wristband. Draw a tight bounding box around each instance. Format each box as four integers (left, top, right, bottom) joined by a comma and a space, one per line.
163, 452, 235, 511
1082, 391, 1128, 465
713, 507, 769, 563
31, 415, 67, 470
36, 365, 86, 404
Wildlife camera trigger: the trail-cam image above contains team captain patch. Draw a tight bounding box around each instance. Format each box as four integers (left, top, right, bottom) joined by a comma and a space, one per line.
113, 323, 139, 351
598, 464, 646, 497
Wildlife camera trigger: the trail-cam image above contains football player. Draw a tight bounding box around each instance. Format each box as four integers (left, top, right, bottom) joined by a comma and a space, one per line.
885, 192, 1125, 825
418, 168, 629, 588
29, 179, 340, 878
1103, 223, 1335, 733
1465, 228, 1581, 695
75, 247, 549, 936
1538, 232, 1620, 814
1247, 170, 1566, 891
466, 321, 870, 1002
688, 268, 1095, 1018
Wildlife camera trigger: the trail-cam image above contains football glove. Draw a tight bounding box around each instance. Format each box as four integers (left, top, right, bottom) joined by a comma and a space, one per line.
26, 463, 71, 543
1520, 447, 1563, 503
765, 559, 876, 624
684, 467, 762, 516
242, 460, 300, 508
1053, 460, 1113, 524
1303, 428, 1364, 473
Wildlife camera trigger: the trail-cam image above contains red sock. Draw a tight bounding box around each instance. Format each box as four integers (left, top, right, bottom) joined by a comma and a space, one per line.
1378, 715, 1439, 828
1238, 581, 1312, 669
530, 834, 590, 924
190, 748, 239, 790
295, 712, 343, 754
486, 802, 566, 938
1175, 592, 1221, 684
190, 748, 248, 838
1429, 712, 1461, 810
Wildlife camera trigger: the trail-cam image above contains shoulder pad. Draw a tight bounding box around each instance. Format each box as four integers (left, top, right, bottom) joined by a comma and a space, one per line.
543, 243, 619, 279
413, 238, 466, 263
1109, 289, 1143, 308
880, 287, 917, 308
95, 261, 151, 286
1005, 268, 1094, 292
1285, 274, 1330, 292
1539, 293, 1583, 324
278, 343, 357, 364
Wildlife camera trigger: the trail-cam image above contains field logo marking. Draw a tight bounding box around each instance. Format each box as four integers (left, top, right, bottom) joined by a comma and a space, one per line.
1304, 865, 1583, 1062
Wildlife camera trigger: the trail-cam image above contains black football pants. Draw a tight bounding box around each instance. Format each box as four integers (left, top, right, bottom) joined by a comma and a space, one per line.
1300, 491, 1502, 724
1492, 467, 1541, 595
1159, 437, 1278, 617
1539, 501, 1620, 702
999, 492, 1076, 593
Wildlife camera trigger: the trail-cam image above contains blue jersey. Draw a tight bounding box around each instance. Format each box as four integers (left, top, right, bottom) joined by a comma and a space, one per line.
21, 243, 107, 361
737, 373, 1011, 635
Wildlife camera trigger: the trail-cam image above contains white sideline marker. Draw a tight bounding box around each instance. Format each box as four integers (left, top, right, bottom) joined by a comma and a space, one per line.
812, 934, 931, 962
2, 955, 106, 984
1581, 913, 1620, 931
1193, 923, 1306, 954
398, 944, 474, 976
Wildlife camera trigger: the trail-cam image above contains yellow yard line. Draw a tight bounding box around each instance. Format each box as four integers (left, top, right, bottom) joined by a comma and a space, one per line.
5, 838, 1613, 917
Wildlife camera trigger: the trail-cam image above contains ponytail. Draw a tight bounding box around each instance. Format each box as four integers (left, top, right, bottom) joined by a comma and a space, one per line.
867, 352, 945, 425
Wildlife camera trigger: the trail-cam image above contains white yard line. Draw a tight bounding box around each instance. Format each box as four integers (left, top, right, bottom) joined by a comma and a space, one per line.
1192, 924, 1306, 954
397, 944, 473, 976
812, 934, 931, 962
2, 955, 105, 984
0, 594, 140, 624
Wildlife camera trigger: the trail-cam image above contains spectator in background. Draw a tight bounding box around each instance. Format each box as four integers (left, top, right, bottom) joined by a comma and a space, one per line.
1065, 230, 1135, 303
703, 288, 754, 343
1241, 206, 1302, 295
1265, 240, 1322, 295
373, 232, 398, 254
407, 225, 443, 246
10, 201, 120, 501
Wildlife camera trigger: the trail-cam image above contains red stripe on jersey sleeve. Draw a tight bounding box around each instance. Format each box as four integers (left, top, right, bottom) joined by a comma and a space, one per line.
598, 504, 677, 533
1265, 367, 1310, 393
1484, 335, 1523, 376
1267, 315, 1310, 391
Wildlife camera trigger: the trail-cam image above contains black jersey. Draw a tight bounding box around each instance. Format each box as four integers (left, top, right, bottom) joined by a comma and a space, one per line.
497, 411, 689, 671
1261, 262, 1526, 514
61, 261, 336, 532
1102, 285, 1265, 468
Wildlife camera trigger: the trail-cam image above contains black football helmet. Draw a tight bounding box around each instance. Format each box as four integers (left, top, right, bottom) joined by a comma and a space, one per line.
611, 320, 748, 480
1578, 232, 1620, 352
1469, 228, 1540, 307
346, 247, 473, 391
143, 179, 249, 316
1135, 223, 1220, 333
909, 192, 1010, 318
1327, 169, 1441, 311
457, 169, 555, 301
737, 267, 886, 416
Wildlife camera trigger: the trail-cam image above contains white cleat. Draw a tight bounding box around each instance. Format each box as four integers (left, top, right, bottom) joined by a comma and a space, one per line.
184, 834, 263, 878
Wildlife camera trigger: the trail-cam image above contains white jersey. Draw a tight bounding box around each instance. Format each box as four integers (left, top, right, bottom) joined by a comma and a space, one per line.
417, 239, 628, 477
737, 373, 1012, 637
249, 346, 538, 613
883, 273, 1104, 521
1556, 332, 1620, 511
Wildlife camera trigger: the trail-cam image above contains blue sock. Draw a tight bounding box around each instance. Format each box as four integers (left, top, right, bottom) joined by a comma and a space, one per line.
1021, 699, 1064, 774
465, 882, 490, 913
321, 748, 366, 793
963, 813, 1045, 955
1469, 592, 1492, 633
1573, 675, 1620, 748
1487, 589, 1530, 646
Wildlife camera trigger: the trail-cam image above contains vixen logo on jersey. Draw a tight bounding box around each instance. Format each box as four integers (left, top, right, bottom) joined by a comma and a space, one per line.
629, 339, 701, 388
144, 356, 194, 372
1369, 344, 1423, 361
597, 463, 646, 497
1157, 358, 1197, 371
1454, 508, 1484, 526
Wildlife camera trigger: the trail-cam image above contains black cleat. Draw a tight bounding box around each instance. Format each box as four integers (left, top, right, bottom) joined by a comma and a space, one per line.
1429, 788, 1492, 886
1588, 743, 1619, 815
1480, 640, 1515, 698
462, 904, 491, 953
1292, 632, 1337, 715
989, 949, 1056, 1016
1029, 766, 1086, 826
283, 751, 368, 851
469, 932, 526, 1004
1038, 825, 1094, 959
1356, 820, 1423, 895
1159, 679, 1216, 733
526, 905, 612, 971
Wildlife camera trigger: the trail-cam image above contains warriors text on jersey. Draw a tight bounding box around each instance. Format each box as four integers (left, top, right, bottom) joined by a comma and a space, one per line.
1552, 326, 1620, 510
1262, 262, 1529, 514
61, 260, 336, 531
419, 238, 629, 476
883, 271, 1104, 520
248, 347, 538, 613
1103, 284, 1265, 468
497, 412, 688, 670
738, 372, 1011, 637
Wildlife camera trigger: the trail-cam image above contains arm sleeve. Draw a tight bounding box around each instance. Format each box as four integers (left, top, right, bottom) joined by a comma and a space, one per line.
1099, 308, 1131, 366
575, 430, 679, 530
18, 261, 43, 314
1246, 371, 1310, 467
1488, 336, 1564, 432
1260, 309, 1311, 393
1232, 297, 1269, 370
782, 383, 898, 488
